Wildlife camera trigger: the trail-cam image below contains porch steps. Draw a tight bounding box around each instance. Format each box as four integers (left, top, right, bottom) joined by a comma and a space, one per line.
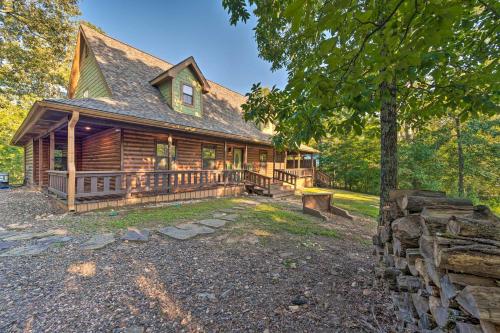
268, 181, 295, 198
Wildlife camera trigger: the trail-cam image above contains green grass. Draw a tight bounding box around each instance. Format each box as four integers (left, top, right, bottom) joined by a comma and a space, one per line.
64, 198, 339, 239
301, 188, 379, 218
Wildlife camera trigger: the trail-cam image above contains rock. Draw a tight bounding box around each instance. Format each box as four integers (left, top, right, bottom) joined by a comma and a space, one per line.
158, 227, 200, 240
6, 223, 32, 231
288, 305, 300, 313
197, 219, 227, 228
0, 231, 18, 240
2, 229, 67, 241
213, 212, 227, 218
121, 228, 150, 242
175, 223, 215, 234
292, 295, 308, 306
37, 236, 72, 245
0, 241, 16, 251
0, 243, 50, 257
81, 233, 115, 250
219, 214, 238, 222
197, 292, 216, 301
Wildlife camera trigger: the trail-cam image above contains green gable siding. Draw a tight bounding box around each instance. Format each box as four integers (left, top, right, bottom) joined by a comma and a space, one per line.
158, 81, 172, 107
172, 67, 202, 117
75, 51, 110, 98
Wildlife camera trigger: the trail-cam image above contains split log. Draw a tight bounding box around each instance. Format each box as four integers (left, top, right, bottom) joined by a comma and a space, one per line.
378, 225, 392, 243
435, 244, 500, 279
389, 189, 446, 201
472, 205, 500, 222
421, 207, 474, 235
394, 236, 418, 257
456, 286, 500, 324
411, 292, 430, 316
425, 259, 443, 288
480, 320, 500, 333
391, 291, 418, 324
420, 235, 435, 260
417, 312, 434, 330
406, 248, 423, 276
447, 273, 498, 288
440, 275, 458, 308
452, 322, 483, 333
447, 216, 500, 241
394, 256, 409, 273
397, 275, 422, 292
392, 215, 423, 240
415, 258, 432, 287
388, 201, 404, 220
429, 296, 450, 328
397, 195, 473, 213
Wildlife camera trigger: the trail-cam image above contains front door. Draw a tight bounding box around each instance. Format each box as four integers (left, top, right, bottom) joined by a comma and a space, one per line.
233, 148, 243, 169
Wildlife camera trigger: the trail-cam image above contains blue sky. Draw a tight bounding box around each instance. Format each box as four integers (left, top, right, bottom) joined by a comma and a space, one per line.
79, 0, 288, 95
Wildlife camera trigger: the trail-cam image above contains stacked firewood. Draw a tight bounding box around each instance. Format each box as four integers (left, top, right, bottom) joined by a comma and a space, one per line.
373, 189, 500, 332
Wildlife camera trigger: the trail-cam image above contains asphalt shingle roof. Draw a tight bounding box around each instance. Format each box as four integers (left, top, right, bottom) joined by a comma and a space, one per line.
48, 25, 271, 143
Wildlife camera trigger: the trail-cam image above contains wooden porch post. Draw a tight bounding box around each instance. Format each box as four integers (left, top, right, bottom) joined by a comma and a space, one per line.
67, 111, 79, 211
38, 138, 43, 186
168, 134, 173, 170
297, 152, 301, 169
284, 151, 287, 169
272, 148, 275, 175
244, 144, 248, 169
223, 141, 227, 170
49, 132, 55, 170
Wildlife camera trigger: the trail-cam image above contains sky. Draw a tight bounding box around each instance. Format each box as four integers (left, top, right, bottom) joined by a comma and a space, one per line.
79, 0, 288, 95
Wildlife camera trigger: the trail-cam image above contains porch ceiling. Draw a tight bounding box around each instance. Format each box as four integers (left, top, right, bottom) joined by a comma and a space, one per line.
14, 109, 70, 146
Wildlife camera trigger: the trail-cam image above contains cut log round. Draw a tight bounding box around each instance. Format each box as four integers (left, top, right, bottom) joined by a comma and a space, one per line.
447, 216, 500, 241
456, 286, 500, 324
435, 245, 500, 279
397, 195, 473, 213
421, 207, 474, 235
392, 215, 423, 240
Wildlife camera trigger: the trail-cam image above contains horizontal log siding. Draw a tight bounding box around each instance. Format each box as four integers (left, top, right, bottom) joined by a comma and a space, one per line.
122, 129, 168, 171
24, 140, 34, 185
41, 137, 50, 185
81, 129, 121, 171
247, 147, 273, 177
274, 151, 286, 170
33, 139, 39, 184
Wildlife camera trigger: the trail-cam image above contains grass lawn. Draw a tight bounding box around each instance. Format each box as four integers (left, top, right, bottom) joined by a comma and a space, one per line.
301, 188, 379, 218
64, 197, 338, 239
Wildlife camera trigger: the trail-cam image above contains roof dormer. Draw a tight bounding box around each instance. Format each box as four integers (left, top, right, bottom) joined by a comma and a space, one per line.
151, 56, 210, 117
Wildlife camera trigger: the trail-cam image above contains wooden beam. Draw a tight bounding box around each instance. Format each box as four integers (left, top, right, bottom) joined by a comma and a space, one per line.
298, 152, 301, 169
284, 151, 287, 169
223, 141, 227, 170
38, 138, 43, 186
272, 148, 276, 175
67, 111, 79, 211
168, 134, 173, 170
244, 145, 248, 169
49, 132, 55, 170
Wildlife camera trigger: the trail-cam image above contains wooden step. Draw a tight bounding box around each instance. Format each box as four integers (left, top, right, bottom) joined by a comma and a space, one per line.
269, 189, 295, 198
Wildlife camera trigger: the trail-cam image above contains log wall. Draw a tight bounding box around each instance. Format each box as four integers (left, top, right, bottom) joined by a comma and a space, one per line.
81, 128, 121, 171
24, 140, 34, 185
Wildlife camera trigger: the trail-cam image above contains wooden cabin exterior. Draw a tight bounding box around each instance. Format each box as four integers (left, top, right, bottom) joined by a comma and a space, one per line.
11, 25, 320, 212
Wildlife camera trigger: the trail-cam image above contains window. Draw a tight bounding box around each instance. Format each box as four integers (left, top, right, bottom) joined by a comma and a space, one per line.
54, 149, 66, 171
259, 150, 267, 170
202, 145, 216, 170
182, 84, 194, 105
156, 141, 176, 170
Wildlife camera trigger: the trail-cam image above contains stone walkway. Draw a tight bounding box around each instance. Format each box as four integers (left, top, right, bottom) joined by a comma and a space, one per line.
0, 210, 240, 257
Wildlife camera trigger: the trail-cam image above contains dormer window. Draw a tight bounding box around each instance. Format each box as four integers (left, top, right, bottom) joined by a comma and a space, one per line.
182, 84, 193, 106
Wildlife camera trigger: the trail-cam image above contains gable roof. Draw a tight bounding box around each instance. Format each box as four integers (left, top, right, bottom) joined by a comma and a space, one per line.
52, 24, 270, 143
150, 56, 211, 93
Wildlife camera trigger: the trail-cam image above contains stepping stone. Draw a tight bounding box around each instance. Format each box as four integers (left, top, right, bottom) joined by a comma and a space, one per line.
175, 223, 215, 234
37, 236, 72, 246
158, 227, 200, 240
0, 241, 15, 252
213, 212, 227, 218
121, 228, 150, 242
81, 233, 115, 250
6, 223, 32, 231
233, 206, 246, 210
197, 219, 227, 228
0, 243, 50, 257
2, 229, 67, 242
219, 214, 238, 222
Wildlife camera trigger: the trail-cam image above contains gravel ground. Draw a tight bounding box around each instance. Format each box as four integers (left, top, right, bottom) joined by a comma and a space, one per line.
0, 188, 395, 332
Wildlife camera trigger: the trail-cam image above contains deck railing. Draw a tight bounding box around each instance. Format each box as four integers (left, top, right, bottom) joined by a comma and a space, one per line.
315, 170, 332, 187
244, 170, 271, 195
273, 169, 298, 186
280, 168, 313, 178
47, 169, 246, 200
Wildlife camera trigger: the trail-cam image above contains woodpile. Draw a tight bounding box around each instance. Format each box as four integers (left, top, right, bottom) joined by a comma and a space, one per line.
374, 189, 500, 332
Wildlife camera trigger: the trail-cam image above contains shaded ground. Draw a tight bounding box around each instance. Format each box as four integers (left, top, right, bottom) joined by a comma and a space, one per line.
0, 188, 394, 332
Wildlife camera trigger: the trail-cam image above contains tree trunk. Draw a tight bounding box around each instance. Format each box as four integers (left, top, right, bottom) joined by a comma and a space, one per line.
455, 117, 465, 197
379, 79, 398, 217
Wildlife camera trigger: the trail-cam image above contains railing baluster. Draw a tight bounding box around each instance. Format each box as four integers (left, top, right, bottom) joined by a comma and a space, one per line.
91, 176, 98, 194
104, 176, 110, 194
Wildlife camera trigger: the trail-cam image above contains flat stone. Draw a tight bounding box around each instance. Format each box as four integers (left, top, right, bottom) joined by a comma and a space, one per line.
158, 227, 200, 240
0, 231, 18, 240
81, 233, 115, 250
233, 206, 246, 210
175, 223, 215, 234
219, 214, 238, 222
213, 212, 227, 218
0, 243, 50, 257
121, 228, 150, 242
197, 292, 216, 301
6, 223, 32, 231
197, 219, 227, 228
0, 241, 16, 251
3, 229, 67, 241
37, 236, 72, 245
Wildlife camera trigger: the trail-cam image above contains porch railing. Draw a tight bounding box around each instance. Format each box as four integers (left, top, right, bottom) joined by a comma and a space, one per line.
315, 170, 332, 187
244, 170, 271, 195
273, 169, 298, 186
47, 169, 246, 200
280, 168, 313, 178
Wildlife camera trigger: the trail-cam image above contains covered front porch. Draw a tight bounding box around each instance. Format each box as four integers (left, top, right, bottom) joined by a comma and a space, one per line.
19, 105, 319, 212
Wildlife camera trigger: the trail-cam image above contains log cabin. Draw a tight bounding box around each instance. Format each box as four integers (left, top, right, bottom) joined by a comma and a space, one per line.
11, 25, 325, 212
